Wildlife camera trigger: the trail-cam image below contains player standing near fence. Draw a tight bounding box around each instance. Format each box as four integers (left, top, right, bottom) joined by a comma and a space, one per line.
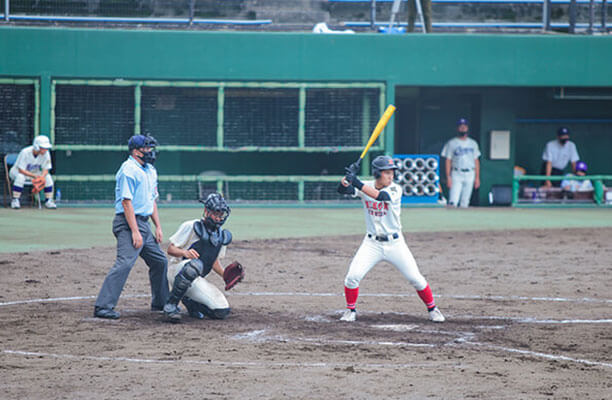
441, 118, 481, 208
338, 155, 445, 323
93, 134, 169, 319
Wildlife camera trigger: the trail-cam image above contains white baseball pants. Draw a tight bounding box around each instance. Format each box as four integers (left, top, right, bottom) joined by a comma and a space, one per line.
448, 169, 475, 208
344, 235, 428, 291
10, 169, 54, 189
168, 260, 229, 310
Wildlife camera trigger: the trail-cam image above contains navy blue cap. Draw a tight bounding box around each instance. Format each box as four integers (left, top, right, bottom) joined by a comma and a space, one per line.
557, 127, 570, 136
457, 118, 469, 126
128, 134, 158, 150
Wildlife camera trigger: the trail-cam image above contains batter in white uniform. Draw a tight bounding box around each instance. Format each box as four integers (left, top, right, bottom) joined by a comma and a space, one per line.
441, 118, 481, 208
338, 155, 445, 323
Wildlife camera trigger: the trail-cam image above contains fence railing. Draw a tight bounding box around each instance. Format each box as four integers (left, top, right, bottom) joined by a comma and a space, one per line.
512, 174, 612, 206
333, 0, 609, 33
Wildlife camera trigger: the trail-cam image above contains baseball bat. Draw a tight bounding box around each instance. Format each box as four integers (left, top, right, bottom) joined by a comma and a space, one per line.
360, 104, 396, 160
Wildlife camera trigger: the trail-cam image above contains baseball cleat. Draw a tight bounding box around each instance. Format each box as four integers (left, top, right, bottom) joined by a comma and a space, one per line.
11, 198, 20, 209
340, 309, 356, 322
163, 303, 182, 321
428, 307, 445, 323
44, 199, 57, 209
93, 306, 120, 319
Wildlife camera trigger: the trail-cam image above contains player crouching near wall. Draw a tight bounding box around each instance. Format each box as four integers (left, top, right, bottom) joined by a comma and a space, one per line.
338, 155, 445, 323
163, 192, 244, 322
9, 135, 57, 209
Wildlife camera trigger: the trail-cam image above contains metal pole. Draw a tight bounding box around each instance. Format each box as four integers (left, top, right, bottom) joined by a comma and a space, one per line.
568, 0, 577, 33
415, 0, 426, 33
542, 0, 552, 31
587, 0, 595, 34
4, 0, 9, 22
189, 0, 195, 26
603, 0, 608, 32
370, 0, 376, 31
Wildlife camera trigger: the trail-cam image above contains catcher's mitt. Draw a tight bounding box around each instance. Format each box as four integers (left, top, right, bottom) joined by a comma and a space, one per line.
31, 176, 45, 194
223, 261, 244, 291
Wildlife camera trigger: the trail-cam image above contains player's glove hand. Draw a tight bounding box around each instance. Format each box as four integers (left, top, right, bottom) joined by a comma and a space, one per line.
31, 176, 45, 194
346, 160, 361, 175
223, 261, 245, 291
344, 168, 364, 190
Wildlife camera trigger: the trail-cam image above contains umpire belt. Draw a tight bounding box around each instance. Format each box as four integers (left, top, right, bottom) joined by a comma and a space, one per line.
117, 212, 150, 222
368, 233, 399, 242
452, 168, 473, 172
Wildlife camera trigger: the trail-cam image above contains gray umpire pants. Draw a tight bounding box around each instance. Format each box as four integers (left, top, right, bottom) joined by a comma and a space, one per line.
95, 213, 169, 311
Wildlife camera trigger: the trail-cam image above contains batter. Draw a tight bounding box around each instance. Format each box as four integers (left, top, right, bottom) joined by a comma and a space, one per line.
338, 155, 445, 323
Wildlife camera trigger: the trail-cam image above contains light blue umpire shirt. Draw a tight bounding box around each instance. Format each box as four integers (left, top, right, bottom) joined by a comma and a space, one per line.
114, 156, 159, 216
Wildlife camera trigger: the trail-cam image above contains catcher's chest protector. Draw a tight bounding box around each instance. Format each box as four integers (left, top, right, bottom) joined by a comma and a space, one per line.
188, 221, 232, 277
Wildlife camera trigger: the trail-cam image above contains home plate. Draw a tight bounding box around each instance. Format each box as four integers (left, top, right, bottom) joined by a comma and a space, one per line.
372, 324, 419, 332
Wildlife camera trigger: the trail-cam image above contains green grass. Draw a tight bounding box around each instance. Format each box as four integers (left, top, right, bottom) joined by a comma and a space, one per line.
1, 207, 611, 253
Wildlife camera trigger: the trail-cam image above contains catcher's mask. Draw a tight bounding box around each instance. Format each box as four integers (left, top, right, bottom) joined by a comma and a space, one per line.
372, 155, 399, 180
201, 192, 231, 229
128, 134, 158, 165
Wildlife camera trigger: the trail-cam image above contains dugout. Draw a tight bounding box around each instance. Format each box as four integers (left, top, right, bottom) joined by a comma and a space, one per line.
1, 27, 611, 206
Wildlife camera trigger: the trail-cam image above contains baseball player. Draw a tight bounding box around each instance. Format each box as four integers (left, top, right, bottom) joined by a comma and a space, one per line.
9, 135, 57, 209
541, 127, 580, 188
163, 192, 244, 322
338, 155, 445, 323
441, 118, 481, 208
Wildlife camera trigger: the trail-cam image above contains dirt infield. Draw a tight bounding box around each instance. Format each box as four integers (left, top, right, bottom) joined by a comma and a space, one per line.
1, 228, 611, 399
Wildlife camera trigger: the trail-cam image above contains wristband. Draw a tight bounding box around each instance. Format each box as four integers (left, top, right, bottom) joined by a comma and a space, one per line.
352, 177, 364, 190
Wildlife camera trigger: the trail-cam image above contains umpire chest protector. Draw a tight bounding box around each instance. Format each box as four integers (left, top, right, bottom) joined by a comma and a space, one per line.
187, 220, 232, 277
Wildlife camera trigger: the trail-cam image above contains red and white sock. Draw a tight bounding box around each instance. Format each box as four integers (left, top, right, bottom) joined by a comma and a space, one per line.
417, 284, 436, 311
344, 286, 359, 310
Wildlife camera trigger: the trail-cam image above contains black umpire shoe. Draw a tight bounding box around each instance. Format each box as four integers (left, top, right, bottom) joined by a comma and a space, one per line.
94, 306, 120, 319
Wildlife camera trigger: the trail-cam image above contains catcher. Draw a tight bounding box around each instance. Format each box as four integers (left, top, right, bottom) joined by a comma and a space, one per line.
163, 192, 244, 322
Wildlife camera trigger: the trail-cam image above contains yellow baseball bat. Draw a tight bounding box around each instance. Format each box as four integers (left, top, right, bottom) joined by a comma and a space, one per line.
359, 104, 396, 160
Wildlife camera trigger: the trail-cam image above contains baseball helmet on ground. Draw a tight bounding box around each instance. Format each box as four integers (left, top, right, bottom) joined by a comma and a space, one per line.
33, 135, 52, 151
575, 161, 588, 173
372, 155, 399, 179
201, 192, 231, 228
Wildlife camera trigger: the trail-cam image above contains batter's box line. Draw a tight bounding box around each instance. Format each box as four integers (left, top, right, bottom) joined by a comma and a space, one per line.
455, 341, 612, 369
1, 349, 461, 371
1, 292, 611, 307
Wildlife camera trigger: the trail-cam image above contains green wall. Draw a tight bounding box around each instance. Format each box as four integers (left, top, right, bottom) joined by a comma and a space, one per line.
2, 27, 611, 205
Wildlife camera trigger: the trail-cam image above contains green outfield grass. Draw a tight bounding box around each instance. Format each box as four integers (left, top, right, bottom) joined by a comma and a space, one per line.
1, 207, 611, 253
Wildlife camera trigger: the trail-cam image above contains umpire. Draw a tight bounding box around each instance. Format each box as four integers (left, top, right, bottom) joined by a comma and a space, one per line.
93, 134, 169, 319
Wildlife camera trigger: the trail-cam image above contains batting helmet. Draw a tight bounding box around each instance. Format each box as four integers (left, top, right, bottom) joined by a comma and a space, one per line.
372, 155, 399, 179
575, 161, 588, 173
33, 135, 52, 152
201, 192, 231, 229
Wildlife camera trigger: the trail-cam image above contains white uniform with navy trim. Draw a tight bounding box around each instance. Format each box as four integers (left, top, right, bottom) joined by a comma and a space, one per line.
441, 136, 481, 208
167, 219, 229, 310
9, 145, 54, 188
344, 181, 428, 291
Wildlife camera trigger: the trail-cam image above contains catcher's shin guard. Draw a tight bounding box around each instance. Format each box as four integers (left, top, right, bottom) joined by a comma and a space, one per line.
181, 296, 230, 320
166, 260, 203, 306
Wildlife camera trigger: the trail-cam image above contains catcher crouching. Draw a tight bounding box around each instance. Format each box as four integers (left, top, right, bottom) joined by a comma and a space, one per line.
163, 192, 244, 322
